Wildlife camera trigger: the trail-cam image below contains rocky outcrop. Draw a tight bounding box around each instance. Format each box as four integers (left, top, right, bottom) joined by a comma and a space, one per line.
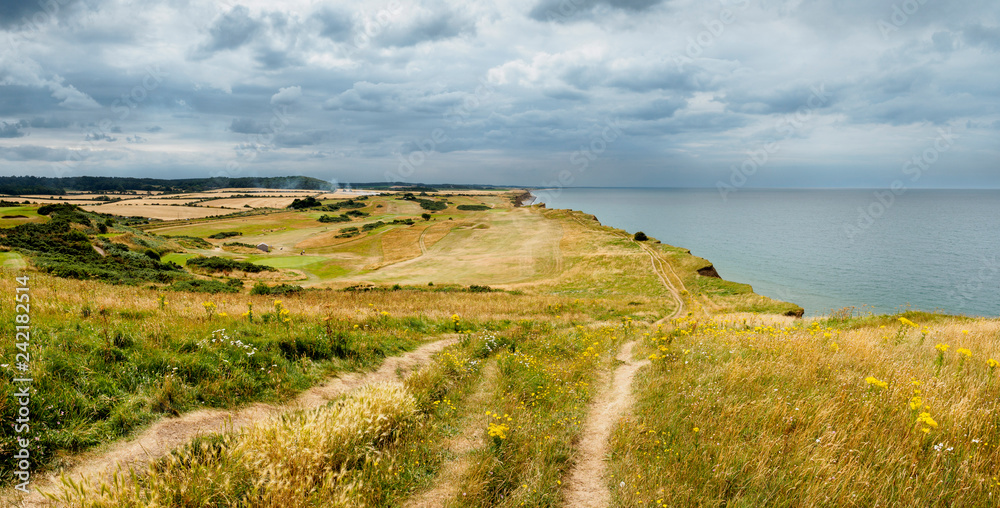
784, 307, 805, 318
697, 264, 721, 278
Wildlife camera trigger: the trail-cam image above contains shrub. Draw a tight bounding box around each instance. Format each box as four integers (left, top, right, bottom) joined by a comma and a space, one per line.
250, 282, 303, 295
186, 256, 276, 273
165, 279, 239, 293
457, 204, 490, 211
318, 214, 350, 223
288, 196, 322, 209
207, 231, 242, 239
419, 200, 447, 211
634, 231, 648, 241
362, 221, 386, 232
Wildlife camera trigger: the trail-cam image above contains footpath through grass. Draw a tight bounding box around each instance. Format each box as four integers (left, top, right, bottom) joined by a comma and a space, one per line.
0, 277, 471, 486
53, 329, 506, 506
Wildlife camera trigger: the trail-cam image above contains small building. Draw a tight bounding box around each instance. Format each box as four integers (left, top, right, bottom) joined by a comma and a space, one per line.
256, 243, 269, 253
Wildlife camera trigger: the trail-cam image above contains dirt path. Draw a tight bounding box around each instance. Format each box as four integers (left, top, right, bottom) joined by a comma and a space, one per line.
418, 224, 430, 255
562, 341, 649, 508
4, 337, 458, 508
565, 212, 686, 322
635, 240, 686, 322
403, 360, 497, 508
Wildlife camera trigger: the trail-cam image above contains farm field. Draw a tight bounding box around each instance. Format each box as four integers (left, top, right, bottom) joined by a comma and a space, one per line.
0, 189, 997, 508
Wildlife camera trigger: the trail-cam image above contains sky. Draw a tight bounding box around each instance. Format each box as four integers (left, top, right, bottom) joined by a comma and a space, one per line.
0, 0, 998, 188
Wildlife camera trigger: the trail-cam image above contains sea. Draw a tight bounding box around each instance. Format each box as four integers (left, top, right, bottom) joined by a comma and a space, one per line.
531, 188, 1000, 317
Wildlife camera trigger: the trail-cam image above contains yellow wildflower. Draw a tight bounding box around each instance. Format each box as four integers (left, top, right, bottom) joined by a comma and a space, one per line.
957, 348, 972, 358
865, 376, 888, 389
935, 343, 950, 353
916, 412, 938, 429
899, 317, 918, 327
488, 422, 508, 440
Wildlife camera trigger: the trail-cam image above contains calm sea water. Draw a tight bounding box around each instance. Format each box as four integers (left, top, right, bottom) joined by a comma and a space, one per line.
532, 188, 1000, 317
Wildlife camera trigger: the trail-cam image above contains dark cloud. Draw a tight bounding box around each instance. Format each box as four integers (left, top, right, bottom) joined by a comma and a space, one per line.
378, 9, 475, 47
200, 5, 263, 53
28, 117, 72, 128
1, 0, 999, 187
622, 98, 685, 120
229, 117, 264, 134
0, 120, 29, 138
85, 132, 117, 142
529, 0, 665, 23
0, 0, 82, 29
0, 145, 103, 162
275, 130, 332, 147
964, 24, 1000, 52
724, 84, 836, 115
315, 7, 353, 40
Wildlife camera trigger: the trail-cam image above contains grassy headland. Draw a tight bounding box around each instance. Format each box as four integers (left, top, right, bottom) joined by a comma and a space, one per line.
0, 187, 995, 507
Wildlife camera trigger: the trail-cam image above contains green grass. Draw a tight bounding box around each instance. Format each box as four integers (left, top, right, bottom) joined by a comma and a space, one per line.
0, 206, 44, 228
0, 251, 26, 269
161, 252, 197, 265
53, 330, 508, 507
454, 323, 629, 507
0, 294, 435, 486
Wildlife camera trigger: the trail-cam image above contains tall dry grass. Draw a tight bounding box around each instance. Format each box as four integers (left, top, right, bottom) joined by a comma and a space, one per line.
611, 315, 1000, 506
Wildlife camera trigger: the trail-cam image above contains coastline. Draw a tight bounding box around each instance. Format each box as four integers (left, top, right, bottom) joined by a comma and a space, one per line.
528, 191, 805, 317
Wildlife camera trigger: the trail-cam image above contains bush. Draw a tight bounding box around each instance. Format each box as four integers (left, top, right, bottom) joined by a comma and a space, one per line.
223, 241, 256, 248
422, 213, 431, 221
143, 248, 161, 261
165, 279, 239, 293
207, 231, 242, 239
362, 221, 386, 232
419, 200, 447, 211
457, 204, 490, 211
634, 231, 648, 241
288, 196, 322, 209
322, 199, 366, 212
250, 282, 304, 295
318, 214, 350, 223
186, 256, 276, 273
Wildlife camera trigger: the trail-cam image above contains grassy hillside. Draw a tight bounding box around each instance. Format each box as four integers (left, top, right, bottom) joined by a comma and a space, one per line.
3, 189, 995, 507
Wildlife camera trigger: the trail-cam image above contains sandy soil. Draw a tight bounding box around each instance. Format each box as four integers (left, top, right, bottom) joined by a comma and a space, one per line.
562, 341, 649, 508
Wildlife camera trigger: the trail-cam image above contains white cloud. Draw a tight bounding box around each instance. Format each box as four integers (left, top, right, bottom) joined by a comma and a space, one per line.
270, 85, 302, 105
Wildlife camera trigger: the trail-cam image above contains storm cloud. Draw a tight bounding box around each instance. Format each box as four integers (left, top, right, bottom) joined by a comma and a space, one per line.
0, 0, 997, 188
